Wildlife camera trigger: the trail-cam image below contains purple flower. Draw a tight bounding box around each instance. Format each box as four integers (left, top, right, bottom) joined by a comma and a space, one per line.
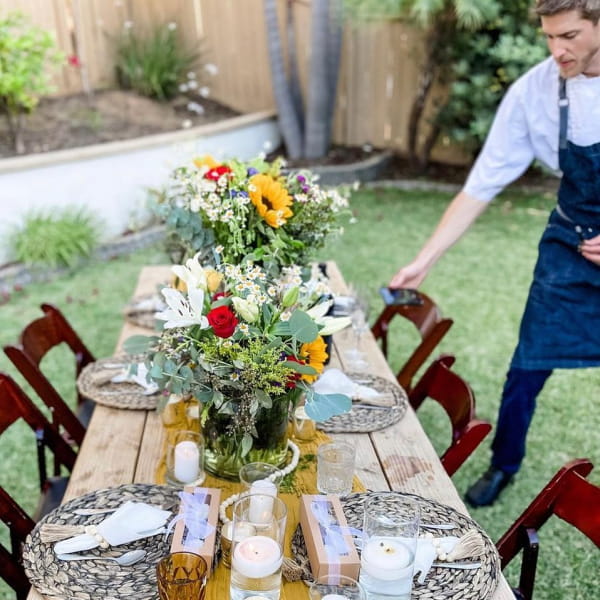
296, 174, 306, 183
247, 167, 259, 176
301, 185, 309, 193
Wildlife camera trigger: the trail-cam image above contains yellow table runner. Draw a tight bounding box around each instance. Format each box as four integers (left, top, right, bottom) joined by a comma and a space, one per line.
155, 398, 366, 600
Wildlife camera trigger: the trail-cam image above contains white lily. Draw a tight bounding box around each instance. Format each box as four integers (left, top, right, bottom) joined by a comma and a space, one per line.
318, 315, 352, 336
231, 296, 259, 323
171, 252, 208, 291
306, 299, 333, 320
155, 288, 209, 329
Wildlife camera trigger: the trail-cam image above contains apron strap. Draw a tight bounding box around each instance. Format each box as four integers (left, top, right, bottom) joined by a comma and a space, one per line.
558, 76, 569, 150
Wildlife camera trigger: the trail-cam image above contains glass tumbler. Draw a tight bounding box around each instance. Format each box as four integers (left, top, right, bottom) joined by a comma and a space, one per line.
229, 494, 287, 600
156, 552, 208, 600
317, 440, 356, 496
358, 493, 420, 600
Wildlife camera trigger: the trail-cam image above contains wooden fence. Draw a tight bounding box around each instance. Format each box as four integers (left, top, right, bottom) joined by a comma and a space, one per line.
1, 0, 461, 161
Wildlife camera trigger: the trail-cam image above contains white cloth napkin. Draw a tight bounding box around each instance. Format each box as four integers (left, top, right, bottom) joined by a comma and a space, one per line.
54, 501, 171, 554
110, 363, 159, 395
313, 368, 393, 407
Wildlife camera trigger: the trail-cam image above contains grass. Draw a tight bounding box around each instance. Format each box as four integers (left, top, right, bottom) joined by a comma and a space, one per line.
1, 186, 599, 599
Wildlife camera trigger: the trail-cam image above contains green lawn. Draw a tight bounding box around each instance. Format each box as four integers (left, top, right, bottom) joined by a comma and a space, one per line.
1, 186, 598, 599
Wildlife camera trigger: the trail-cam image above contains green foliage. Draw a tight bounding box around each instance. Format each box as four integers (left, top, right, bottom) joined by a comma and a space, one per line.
0, 12, 63, 151
11, 207, 101, 268
115, 23, 198, 101
436, 0, 547, 156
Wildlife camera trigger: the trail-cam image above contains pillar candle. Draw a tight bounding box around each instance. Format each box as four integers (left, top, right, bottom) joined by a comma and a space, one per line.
173, 440, 200, 483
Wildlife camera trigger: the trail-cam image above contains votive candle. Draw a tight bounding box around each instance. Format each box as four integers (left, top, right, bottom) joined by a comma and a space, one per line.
248, 480, 277, 523
232, 535, 282, 578
173, 440, 200, 483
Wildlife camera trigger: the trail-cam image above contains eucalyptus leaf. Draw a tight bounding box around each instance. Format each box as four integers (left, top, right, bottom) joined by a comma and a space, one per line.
241, 433, 253, 457
288, 310, 319, 343
304, 392, 351, 422
123, 335, 157, 355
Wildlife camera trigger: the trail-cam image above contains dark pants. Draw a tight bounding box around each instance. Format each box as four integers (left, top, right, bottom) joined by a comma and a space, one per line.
491, 367, 552, 475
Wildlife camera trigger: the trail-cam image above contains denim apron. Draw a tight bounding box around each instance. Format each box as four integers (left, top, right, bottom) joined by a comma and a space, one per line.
510, 77, 600, 369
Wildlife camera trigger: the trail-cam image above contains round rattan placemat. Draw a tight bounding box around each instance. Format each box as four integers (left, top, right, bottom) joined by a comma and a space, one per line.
77, 354, 160, 410
23, 483, 179, 600
317, 373, 408, 433
123, 293, 164, 330
291, 491, 500, 600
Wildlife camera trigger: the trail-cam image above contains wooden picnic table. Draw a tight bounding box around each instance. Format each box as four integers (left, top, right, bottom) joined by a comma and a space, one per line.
26, 263, 514, 600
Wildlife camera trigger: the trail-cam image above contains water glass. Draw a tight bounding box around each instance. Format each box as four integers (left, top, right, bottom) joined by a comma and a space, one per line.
308, 574, 367, 600
239, 462, 284, 492
359, 493, 420, 600
317, 441, 356, 496
166, 430, 205, 487
156, 552, 208, 600
230, 494, 288, 600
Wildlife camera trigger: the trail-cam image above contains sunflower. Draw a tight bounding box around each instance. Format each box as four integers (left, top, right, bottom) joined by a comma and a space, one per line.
248, 173, 293, 228
300, 336, 328, 382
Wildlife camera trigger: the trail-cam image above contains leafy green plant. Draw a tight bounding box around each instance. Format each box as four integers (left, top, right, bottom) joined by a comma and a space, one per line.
0, 12, 63, 153
436, 0, 546, 156
11, 207, 100, 268
115, 23, 198, 101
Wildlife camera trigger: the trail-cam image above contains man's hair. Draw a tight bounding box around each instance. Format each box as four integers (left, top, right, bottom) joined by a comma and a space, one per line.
535, 0, 600, 23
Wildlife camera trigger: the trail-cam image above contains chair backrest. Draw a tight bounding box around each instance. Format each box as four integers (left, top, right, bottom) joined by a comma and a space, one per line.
0, 486, 35, 600
408, 354, 492, 476
496, 459, 600, 600
0, 373, 77, 493
3, 303, 95, 446
371, 291, 453, 391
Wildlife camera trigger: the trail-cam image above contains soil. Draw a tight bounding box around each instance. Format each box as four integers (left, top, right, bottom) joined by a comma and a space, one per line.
0, 89, 240, 158
1, 89, 557, 191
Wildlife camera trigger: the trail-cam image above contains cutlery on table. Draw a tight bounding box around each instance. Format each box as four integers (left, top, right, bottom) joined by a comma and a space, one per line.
431, 561, 481, 570
56, 549, 147, 566
73, 501, 176, 516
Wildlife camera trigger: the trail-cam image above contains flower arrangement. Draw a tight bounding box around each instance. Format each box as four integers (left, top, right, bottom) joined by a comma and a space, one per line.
155, 155, 351, 274
127, 253, 351, 478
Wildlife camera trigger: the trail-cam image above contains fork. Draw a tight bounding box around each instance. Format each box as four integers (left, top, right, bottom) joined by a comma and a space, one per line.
72, 501, 177, 516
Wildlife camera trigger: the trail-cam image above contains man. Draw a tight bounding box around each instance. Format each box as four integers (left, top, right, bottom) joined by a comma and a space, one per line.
390, 0, 600, 507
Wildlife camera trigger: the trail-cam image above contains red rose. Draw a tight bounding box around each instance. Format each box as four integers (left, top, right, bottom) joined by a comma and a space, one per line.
205, 165, 232, 181
207, 305, 238, 338
212, 291, 228, 301
284, 355, 304, 389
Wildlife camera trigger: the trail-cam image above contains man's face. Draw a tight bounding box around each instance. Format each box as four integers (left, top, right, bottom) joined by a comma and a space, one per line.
541, 10, 600, 77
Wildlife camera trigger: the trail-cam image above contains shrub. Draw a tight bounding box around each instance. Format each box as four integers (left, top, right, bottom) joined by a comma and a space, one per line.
115, 22, 198, 101
0, 12, 63, 153
11, 207, 101, 268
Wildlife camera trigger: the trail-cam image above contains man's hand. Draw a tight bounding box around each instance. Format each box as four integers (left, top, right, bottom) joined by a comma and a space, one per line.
389, 261, 429, 289
580, 234, 600, 266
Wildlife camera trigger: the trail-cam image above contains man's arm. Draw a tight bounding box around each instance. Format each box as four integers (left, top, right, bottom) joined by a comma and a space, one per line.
389, 190, 489, 289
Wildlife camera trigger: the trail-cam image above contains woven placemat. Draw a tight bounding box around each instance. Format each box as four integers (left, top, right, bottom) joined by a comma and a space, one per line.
77, 354, 159, 410
22, 483, 179, 600
291, 491, 500, 600
318, 373, 408, 433
123, 293, 165, 330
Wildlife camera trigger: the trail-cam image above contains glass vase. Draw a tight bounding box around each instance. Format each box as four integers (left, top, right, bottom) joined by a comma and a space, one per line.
202, 393, 292, 480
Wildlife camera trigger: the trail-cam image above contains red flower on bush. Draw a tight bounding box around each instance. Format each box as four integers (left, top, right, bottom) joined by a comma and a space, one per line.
207, 305, 238, 338
205, 165, 232, 181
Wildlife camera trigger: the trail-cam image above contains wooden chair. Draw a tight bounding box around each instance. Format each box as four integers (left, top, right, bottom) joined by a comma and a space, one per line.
408, 354, 492, 476
371, 290, 453, 391
496, 459, 600, 600
0, 373, 77, 600
3, 303, 95, 450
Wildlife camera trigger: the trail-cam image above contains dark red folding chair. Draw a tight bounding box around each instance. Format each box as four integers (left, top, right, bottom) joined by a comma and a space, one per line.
496, 458, 600, 600
408, 354, 492, 476
371, 291, 453, 392
4, 303, 95, 450
0, 373, 77, 599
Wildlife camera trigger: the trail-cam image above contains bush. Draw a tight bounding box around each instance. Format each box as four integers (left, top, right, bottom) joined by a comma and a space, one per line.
115, 22, 198, 101
436, 1, 547, 157
11, 207, 101, 268
0, 12, 63, 153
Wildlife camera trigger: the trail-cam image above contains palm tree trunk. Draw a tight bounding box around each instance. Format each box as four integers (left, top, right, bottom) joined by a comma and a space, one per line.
304, 0, 334, 159
323, 0, 343, 149
264, 0, 304, 158
286, 0, 304, 133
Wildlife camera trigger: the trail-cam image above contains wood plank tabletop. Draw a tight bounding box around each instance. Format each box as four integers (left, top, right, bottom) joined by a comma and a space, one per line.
27, 263, 513, 600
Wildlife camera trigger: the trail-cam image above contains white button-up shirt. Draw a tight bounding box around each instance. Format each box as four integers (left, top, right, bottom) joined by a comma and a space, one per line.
463, 56, 600, 202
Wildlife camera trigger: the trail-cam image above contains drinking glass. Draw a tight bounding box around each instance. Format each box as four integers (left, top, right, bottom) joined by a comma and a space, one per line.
316, 440, 356, 496
309, 574, 367, 600
230, 494, 287, 600
344, 286, 371, 370
156, 552, 208, 600
359, 493, 420, 600
165, 430, 205, 487
239, 462, 284, 492
292, 405, 316, 441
